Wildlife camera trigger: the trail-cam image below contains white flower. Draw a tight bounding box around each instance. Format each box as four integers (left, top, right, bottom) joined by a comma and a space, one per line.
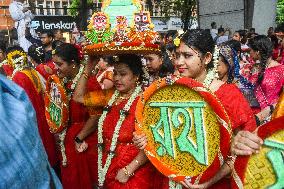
97, 85, 142, 187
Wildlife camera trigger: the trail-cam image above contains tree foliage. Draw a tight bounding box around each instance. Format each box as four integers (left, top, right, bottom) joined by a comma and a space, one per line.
68, 0, 94, 17
146, 0, 196, 30
277, 0, 284, 24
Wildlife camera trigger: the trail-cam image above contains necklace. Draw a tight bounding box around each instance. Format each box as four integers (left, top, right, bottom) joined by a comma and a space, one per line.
97, 85, 142, 187
58, 64, 84, 166
118, 95, 129, 100
62, 64, 84, 98
203, 45, 219, 88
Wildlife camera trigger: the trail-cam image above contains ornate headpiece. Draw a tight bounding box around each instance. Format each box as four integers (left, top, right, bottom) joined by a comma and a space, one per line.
219, 45, 234, 67
84, 0, 160, 56
7, 50, 28, 68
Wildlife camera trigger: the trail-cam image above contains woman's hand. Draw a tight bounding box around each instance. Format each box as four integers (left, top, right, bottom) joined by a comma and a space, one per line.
115, 168, 130, 183
181, 178, 209, 189
75, 141, 88, 153
231, 130, 263, 156
133, 132, 147, 150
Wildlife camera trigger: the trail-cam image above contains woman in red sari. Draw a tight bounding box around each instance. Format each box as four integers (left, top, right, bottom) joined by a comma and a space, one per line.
134, 29, 257, 188
52, 43, 99, 189
97, 55, 157, 188
77, 54, 157, 188
7, 46, 58, 167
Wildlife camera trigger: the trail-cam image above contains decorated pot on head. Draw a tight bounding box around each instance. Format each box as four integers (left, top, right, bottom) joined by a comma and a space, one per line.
84, 0, 160, 56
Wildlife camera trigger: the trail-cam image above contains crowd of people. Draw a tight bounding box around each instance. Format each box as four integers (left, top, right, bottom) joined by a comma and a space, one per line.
0, 2, 284, 189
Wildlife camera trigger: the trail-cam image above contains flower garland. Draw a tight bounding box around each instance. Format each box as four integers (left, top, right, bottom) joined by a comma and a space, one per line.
97, 85, 142, 187
8, 56, 28, 80
203, 45, 219, 88
0, 59, 7, 68
7, 50, 28, 66
58, 128, 68, 166
63, 64, 85, 98
58, 63, 85, 166
169, 180, 183, 189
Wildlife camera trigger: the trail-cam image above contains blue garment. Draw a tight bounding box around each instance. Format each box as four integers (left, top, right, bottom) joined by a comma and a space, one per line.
0, 75, 62, 189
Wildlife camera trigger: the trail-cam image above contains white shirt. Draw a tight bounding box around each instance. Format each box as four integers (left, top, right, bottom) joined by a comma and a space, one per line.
210, 29, 218, 40
216, 35, 229, 45
9, 1, 34, 22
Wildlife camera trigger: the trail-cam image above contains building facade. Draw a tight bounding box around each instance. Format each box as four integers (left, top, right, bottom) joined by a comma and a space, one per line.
32, 0, 71, 15
0, 0, 13, 30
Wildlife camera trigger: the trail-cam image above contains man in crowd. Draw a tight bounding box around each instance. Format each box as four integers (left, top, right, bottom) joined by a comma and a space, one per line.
41, 31, 54, 62
210, 21, 218, 39
214, 27, 231, 45
53, 29, 65, 42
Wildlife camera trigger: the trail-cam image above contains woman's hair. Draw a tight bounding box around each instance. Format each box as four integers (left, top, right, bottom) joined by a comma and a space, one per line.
6, 46, 25, 54
102, 56, 115, 66
53, 43, 80, 65
52, 40, 64, 50
28, 44, 45, 64
269, 34, 279, 49
248, 35, 273, 85
0, 41, 6, 53
235, 30, 247, 44
115, 54, 144, 82
225, 40, 241, 50
157, 46, 174, 77
181, 29, 215, 69
224, 40, 242, 59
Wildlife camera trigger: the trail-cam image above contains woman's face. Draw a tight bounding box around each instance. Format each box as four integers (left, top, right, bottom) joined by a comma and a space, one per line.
53, 55, 75, 78
144, 54, 162, 74
113, 63, 138, 93
98, 57, 108, 70
217, 56, 229, 81
249, 48, 260, 61
233, 32, 241, 41
174, 42, 208, 81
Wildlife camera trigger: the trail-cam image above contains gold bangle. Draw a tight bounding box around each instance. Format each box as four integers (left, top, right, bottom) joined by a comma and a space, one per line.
123, 167, 128, 176
83, 72, 89, 79
125, 166, 134, 177
134, 159, 139, 166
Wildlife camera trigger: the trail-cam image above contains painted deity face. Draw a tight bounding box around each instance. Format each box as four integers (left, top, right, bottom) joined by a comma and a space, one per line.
134, 12, 150, 31
93, 13, 108, 30
116, 16, 128, 30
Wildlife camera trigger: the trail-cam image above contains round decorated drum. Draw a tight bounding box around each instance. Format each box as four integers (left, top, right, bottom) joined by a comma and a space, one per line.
233, 116, 284, 189
45, 75, 69, 133
135, 77, 232, 183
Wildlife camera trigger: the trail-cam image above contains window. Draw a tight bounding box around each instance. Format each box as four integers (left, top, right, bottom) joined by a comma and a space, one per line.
46, 1, 52, 15
62, 2, 68, 15
37, 0, 44, 15
54, 1, 62, 15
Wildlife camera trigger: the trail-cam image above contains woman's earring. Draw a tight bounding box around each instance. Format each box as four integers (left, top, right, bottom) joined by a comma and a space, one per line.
136, 79, 140, 86
72, 65, 76, 69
